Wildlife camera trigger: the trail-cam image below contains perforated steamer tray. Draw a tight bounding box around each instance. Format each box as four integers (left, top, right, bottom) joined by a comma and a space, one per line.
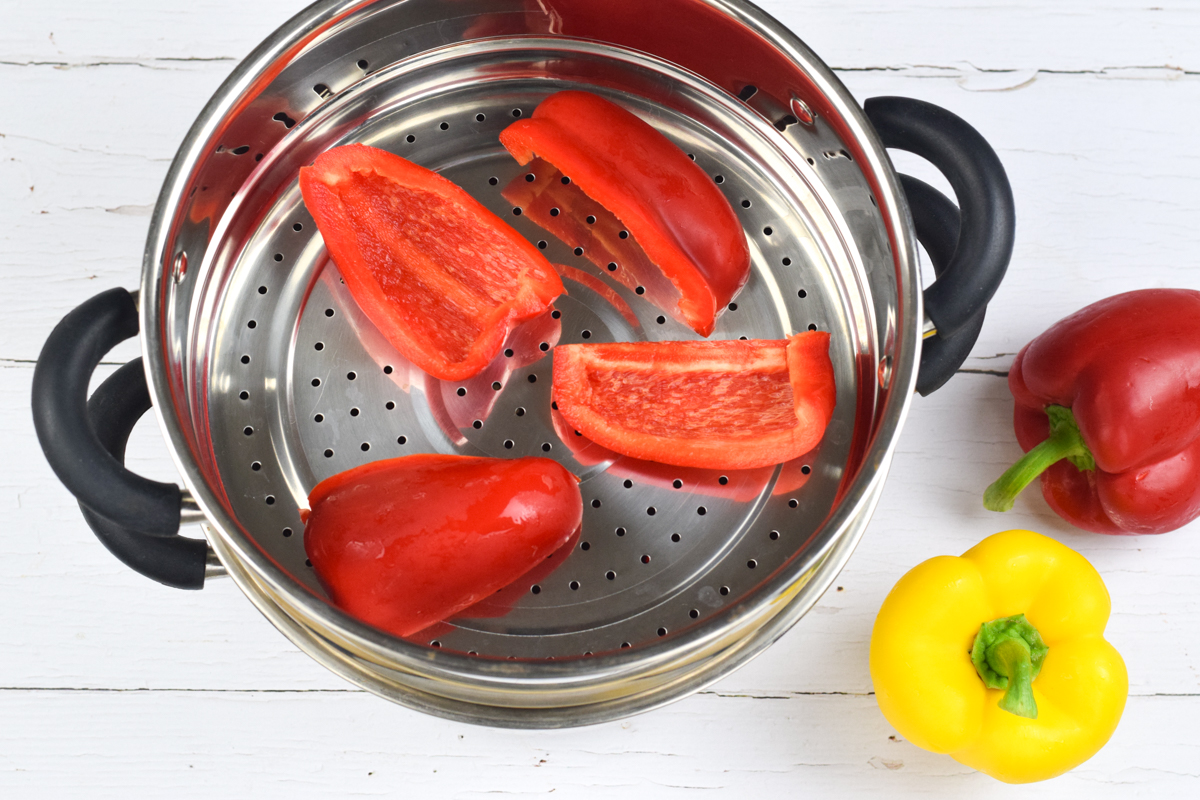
141, 0, 922, 726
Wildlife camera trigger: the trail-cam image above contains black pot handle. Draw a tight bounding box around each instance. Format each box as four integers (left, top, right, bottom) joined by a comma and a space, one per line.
864, 96, 1015, 395
900, 175, 986, 396
81, 359, 211, 589
32, 288, 211, 589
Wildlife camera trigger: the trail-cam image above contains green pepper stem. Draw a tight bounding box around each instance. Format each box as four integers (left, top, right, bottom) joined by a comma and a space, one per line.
970, 614, 1048, 720
984, 405, 1096, 512
990, 637, 1038, 719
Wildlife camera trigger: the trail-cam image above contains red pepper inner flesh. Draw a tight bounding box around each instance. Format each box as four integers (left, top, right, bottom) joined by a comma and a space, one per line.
300, 144, 563, 382
552, 333, 836, 470
590, 365, 798, 440
319, 171, 541, 365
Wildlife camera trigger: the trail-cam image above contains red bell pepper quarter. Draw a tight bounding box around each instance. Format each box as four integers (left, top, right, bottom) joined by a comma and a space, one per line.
299, 144, 565, 381
984, 289, 1200, 534
552, 332, 836, 470
303, 454, 583, 638
500, 91, 750, 337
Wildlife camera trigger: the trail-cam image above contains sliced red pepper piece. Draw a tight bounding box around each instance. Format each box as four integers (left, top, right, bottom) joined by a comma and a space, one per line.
552, 332, 836, 470
500, 91, 750, 337
303, 454, 583, 638
299, 144, 565, 381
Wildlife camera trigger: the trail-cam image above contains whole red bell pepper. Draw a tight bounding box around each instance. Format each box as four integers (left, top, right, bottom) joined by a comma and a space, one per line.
984, 289, 1200, 534
300, 144, 564, 381
500, 90, 750, 337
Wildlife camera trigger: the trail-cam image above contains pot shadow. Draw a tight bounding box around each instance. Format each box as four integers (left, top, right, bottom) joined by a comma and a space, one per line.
503, 160, 690, 330
319, 262, 562, 446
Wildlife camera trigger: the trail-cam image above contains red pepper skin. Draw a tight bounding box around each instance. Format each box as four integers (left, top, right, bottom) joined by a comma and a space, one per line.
303, 455, 582, 637
552, 332, 835, 470
299, 144, 564, 381
500, 91, 750, 337
1008, 289, 1200, 534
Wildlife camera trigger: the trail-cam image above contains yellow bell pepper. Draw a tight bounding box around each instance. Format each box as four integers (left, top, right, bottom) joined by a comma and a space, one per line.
869, 529, 1127, 783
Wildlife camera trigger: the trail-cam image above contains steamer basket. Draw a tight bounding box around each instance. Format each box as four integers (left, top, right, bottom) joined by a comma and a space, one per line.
32, 0, 1013, 727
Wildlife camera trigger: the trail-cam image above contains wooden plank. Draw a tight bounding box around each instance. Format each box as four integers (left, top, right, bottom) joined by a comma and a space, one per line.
4, 1, 1199, 72
0, 690, 1194, 796
0, 0, 297, 63
765, 0, 1200, 72
0, 61, 236, 360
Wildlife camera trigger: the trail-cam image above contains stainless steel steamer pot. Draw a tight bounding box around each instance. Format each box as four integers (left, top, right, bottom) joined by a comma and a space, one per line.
33, 0, 1013, 727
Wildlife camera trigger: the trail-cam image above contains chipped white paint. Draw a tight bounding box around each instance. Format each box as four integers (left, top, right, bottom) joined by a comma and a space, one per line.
3, 1, 1199, 796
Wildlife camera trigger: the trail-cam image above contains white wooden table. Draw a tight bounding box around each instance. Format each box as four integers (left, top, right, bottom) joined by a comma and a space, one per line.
5, 1, 1199, 795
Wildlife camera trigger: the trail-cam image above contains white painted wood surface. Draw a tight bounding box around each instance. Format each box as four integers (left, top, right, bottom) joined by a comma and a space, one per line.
4, 0, 1200, 795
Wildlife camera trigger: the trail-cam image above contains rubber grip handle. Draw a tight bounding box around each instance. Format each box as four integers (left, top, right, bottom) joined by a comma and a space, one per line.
81, 359, 208, 590
900, 175, 987, 396
32, 288, 183, 537
865, 96, 1014, 340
